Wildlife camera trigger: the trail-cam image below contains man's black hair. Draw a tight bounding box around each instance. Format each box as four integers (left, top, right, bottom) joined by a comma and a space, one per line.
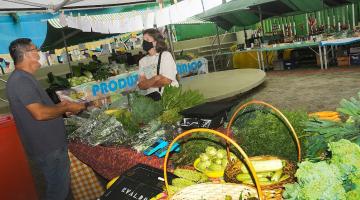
9, 38, 32, 65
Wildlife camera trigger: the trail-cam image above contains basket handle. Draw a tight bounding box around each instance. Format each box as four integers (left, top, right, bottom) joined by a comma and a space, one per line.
226, 100, 302, 162
163, 128, 264, 200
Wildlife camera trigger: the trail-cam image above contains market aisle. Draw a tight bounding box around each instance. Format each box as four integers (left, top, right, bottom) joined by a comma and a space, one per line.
240, 67, 360, 112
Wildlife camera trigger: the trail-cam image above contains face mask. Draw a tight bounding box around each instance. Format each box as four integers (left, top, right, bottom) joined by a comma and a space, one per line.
142, 40, 154, 52
38, 52, 47, 66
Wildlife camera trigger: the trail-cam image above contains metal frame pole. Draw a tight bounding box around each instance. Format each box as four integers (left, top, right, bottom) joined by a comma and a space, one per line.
61, 28, 72, 74
212, 24, 221, 72
319, 45, 324, 70
166, 25, 175, 59
257, 51, 262, 70
323, 46, 328, 69
352, 3, 356, 29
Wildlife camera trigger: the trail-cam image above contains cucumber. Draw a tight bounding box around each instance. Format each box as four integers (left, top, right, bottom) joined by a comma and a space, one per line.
236, 172, 273, 182
271, 170, 283, 182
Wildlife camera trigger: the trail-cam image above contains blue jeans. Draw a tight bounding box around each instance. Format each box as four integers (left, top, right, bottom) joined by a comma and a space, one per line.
33, 146, 70, 200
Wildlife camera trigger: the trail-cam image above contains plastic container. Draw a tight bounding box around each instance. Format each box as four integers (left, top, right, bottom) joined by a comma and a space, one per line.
0, 115, 38, 200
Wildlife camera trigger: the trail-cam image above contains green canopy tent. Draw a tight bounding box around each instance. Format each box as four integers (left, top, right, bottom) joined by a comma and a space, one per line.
197, 0, 360, 30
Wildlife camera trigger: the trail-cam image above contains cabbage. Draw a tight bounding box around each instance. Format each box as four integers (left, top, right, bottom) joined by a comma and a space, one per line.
214, 159, 222, 165
208, 164, 223, 171
205, 146, 217, 157
200, 153, 210, 162
216, 149, 227, 159
197, 160, 211, 171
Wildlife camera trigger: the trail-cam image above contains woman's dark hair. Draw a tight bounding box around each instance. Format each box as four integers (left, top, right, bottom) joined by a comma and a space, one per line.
143, 28, 168, 52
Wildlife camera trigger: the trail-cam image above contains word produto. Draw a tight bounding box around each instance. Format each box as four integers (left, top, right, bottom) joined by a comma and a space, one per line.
92, 73, 138, 96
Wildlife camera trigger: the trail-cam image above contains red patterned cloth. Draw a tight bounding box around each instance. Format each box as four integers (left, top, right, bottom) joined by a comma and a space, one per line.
69, 141, 167, 180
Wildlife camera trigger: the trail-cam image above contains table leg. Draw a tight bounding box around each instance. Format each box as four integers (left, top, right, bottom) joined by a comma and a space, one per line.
257, 51, 262, 70
323, 46, 328, 69
260, 50, 265, 71
319, 45, 324, 70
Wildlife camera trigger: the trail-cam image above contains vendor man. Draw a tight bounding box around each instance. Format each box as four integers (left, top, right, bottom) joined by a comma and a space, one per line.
6, 38, 85, 200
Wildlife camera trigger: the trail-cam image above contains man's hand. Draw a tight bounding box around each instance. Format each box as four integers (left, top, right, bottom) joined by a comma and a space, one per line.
67, 102, 86, 115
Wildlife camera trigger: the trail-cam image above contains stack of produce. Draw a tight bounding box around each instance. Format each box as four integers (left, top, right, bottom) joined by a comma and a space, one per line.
234, 156, 289, 186
308, 111, 340, 122
65, 108, 128, 146
68, 71, 94, 87
303, 92, 360, 160
167, 168, 209, 196
230, 109, 308, 162
283, 139, 360, 200
65, 86, 205, 150
194, 146, 236, 178
159, 86, 205, 126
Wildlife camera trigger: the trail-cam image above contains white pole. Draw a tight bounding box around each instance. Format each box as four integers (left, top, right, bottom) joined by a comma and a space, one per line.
352, 4, 356, 29
333, 8, 336, 28
324, 46, 328, 69
306, 13, 309, 35
319, 45, 324, 70
343, 6, 346, 24
293, 16, 296, 36
257, 51, 262, 70
318, 11, 321, 25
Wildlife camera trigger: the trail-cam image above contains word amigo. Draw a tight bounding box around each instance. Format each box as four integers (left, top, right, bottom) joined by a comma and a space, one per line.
176, 58, 208, 77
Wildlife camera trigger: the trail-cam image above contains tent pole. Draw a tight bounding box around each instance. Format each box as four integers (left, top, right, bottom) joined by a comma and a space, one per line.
214, 25, 221, 72
3, 0, 48, 8
61, 28, 72, 74
166, 25, 175, 59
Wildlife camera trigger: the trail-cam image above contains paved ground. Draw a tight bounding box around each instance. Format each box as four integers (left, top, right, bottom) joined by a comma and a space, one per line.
235, 66, 360, 112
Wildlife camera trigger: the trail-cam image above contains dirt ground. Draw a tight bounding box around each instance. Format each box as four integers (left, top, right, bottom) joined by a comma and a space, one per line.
236, 67, 360, 112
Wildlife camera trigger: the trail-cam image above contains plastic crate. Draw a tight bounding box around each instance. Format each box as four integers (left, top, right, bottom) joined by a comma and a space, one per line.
337, 56, 350, 67
0, 115, 38, 200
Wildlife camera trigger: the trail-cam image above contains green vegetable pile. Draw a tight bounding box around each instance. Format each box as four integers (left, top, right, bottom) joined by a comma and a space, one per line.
167, 168, 208, 196
65, 108, 129, 146
231, 108, 309, 162
130, 94, 163, 125
160, 86, 205, 126
170, 132, 224, 167
303, 92, 360, 160
283, 139, 360, 200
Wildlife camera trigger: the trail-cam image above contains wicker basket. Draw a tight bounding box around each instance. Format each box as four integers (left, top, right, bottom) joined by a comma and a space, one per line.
171, 183, 257, 200
224, 100, 302, 200
162, 128, 265, 200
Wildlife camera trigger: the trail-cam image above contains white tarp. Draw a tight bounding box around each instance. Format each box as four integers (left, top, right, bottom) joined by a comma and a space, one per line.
45, 0, 218, 34
0, 0, 154, 12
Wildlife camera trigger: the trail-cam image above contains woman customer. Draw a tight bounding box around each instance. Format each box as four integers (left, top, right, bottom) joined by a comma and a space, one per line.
138, 28, 179, 101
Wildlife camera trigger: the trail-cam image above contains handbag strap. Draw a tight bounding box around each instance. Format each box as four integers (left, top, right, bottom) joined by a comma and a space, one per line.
157, 51, 163, 92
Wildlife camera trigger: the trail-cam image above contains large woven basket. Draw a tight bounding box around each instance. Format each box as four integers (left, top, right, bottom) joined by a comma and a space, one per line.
224, 100, 302, 200
171, 183, 257, 200
163, 128, 265, 200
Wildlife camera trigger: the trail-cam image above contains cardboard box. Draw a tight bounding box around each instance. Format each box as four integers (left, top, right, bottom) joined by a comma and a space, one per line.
337, 56, 350, 67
